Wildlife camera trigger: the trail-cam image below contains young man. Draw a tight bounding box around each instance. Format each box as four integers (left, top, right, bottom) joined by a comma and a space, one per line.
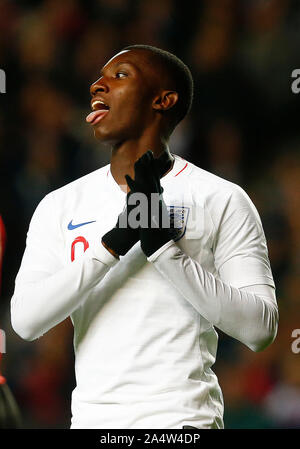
11, 45, 278, 429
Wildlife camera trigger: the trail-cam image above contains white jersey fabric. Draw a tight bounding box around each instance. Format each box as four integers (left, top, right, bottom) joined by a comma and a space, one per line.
11, 154, 278, 429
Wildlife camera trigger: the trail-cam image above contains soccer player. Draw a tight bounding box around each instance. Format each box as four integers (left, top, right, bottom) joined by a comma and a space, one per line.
10, 45, 278, 429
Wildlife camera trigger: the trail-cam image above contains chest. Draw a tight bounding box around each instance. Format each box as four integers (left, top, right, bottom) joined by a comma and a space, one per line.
60, 188, 215, 269
61, 189, 124, 262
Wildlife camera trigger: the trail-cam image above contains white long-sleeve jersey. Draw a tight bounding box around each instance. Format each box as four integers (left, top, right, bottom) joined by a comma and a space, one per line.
11, 154, 278, 429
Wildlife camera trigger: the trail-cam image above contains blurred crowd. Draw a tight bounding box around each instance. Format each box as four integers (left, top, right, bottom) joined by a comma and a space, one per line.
0, 0, 299, 429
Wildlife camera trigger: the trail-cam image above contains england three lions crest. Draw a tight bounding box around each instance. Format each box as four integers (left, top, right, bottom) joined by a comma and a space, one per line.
167, 206, 190, 241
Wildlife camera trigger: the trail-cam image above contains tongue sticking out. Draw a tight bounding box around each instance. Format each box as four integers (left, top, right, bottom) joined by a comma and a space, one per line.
86, 109, 109, 125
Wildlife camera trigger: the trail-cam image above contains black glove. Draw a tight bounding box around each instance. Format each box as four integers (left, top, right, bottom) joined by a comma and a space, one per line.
101, 191, 139, 256
125, 150, 180, 257
101, 151, 173, 256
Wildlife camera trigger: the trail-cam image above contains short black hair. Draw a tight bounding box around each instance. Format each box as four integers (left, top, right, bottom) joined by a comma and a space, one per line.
123, 44, 194, 131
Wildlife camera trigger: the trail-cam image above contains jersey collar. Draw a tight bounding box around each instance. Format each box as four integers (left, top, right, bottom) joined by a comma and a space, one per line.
106, 153, 189, 192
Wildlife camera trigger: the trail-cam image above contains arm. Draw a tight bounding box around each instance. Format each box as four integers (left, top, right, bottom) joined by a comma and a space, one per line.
148, 241, 278, 352
125, 152, 278, 352
10, 194, 118, 342
147, 185, 278, 352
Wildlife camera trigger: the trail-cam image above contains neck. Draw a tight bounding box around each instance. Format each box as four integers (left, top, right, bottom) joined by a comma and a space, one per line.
109, 133, 174, 192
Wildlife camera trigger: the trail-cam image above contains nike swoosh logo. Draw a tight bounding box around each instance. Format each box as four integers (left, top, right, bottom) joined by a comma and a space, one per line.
68, 220, 96, 230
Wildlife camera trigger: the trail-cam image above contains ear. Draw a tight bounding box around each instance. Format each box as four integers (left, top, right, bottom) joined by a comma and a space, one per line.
152, 90, 178, 112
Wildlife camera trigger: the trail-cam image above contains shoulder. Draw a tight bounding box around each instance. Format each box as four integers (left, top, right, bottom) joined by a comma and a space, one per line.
51, 165, 109, 199
175, 155, 260, 224
178, 155, 252, 203
43, 164, 109, 206
30, 165, 110, 222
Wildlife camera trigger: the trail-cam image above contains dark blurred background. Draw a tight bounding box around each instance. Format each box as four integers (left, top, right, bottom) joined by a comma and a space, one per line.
0, 0, 299, 429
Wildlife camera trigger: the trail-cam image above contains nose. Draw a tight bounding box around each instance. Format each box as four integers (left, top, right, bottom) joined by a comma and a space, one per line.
90, 77, 108, 97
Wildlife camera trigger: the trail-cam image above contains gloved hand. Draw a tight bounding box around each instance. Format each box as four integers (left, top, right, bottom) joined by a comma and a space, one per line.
101, 192, 140, 257
101, 151, 173, 256
125, 150, 180, 257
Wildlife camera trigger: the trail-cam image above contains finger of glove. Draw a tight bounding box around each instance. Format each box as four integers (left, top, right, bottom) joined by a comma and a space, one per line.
153, 152, 172, 178
134, 151, 154, 185
134, 158, 158, 194
147, 156, 164, 194
126, 175, 149, 199
125, 174, 137, 192
134, 150, 170, 177
134, 150, 153, 173
133, 151, 164, 194
145, 151, 165, 189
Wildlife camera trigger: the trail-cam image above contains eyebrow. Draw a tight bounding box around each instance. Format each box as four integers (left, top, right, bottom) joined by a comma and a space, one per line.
100, 61, 140, 76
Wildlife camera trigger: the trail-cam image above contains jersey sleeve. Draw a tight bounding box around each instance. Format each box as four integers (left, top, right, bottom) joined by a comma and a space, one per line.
147, 184, 278, 352
14, 193, 64, 282
211, 185, 275, 289
11, 193, 118, 341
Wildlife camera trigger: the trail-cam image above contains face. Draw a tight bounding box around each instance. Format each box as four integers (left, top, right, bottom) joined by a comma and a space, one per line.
87, 50, 160, 144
